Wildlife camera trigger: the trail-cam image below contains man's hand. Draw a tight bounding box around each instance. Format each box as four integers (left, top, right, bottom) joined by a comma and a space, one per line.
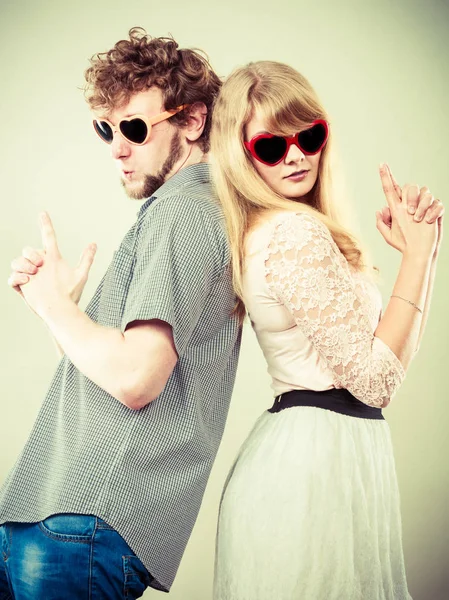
9, 212, 97, 318
8, 247, 45, 306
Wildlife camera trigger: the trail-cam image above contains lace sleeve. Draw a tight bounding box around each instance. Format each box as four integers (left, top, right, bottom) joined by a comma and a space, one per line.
264, 213, 405, 407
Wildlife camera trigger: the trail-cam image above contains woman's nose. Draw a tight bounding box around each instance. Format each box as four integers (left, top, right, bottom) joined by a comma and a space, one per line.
285, 141, 305, 163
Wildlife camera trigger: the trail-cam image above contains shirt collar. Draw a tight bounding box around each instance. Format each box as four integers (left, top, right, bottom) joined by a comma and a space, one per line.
137, 163, 211, 217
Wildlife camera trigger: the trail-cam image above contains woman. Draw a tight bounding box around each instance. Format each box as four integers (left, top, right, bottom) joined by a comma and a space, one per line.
210, 61, 444, 600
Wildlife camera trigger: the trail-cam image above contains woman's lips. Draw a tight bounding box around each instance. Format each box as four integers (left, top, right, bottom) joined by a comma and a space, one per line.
285, 170, 309, 181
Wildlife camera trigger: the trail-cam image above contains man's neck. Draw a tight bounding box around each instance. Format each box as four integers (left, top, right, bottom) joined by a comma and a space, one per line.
169, 144, 208, 181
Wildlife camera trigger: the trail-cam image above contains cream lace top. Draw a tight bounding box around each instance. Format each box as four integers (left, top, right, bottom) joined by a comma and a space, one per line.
242, 211, 406, 407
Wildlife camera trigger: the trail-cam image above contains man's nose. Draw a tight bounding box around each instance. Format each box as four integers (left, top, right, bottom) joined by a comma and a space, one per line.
110, 132, 131, 160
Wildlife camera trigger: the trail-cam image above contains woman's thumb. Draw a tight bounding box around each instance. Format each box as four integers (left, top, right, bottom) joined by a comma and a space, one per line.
375, 211, 391, 241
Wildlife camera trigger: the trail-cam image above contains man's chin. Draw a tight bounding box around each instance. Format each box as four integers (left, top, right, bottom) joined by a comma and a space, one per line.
120, 178, 146, 200
120, 168, 169, 200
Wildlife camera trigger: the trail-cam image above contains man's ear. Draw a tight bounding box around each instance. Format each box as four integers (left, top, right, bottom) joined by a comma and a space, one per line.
182, 102, 208, 142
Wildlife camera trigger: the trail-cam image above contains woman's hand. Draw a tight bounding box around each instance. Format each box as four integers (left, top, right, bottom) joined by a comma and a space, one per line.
377, 166, 444, 258
376, 164, 442, 258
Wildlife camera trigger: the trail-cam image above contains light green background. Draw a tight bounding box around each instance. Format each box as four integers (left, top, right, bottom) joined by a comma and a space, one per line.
0, 0, 448, 598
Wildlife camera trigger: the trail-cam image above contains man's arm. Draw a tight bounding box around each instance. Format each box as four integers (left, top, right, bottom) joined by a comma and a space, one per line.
18, 201, 223, 409
49, 329, 65, 359
14, 213, 178, 409
8, 237, 97, 360
42, 294, 177, 409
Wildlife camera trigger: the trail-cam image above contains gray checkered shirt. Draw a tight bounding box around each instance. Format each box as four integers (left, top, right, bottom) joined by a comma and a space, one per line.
0, 163, 242, 592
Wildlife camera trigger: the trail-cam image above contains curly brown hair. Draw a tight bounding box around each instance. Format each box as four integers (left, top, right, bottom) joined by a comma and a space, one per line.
84, 27, 222, 152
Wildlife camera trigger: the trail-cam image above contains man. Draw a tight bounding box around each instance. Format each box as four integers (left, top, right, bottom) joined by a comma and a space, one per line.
0, 28, 241, 598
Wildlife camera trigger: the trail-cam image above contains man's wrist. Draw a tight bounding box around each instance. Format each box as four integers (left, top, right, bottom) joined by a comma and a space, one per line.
38, 292, 74, 324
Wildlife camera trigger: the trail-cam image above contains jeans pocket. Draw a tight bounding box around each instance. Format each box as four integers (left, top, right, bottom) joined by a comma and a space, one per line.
122, 555, 150, 599
38, 514, 93, 543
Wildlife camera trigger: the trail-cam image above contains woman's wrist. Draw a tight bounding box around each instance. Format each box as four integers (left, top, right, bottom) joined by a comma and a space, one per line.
390, 295, 423, 313
401, 248, 434, 267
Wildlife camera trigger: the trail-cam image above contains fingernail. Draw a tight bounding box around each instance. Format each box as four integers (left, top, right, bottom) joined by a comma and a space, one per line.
408, 206, 416, 214
414, 215, 421, 222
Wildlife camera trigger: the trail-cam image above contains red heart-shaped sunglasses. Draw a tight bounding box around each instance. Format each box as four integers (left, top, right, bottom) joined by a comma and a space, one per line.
244, 119, 329, 166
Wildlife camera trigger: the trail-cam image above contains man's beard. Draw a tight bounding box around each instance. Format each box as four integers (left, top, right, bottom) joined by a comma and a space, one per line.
122, 131, 183, 200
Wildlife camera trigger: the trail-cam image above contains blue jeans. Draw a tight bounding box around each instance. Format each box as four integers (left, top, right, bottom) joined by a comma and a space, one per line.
0, 514, 153, 599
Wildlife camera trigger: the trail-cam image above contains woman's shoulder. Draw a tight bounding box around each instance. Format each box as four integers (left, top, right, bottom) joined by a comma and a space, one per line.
243, 211, 329, 270
246, 209, 328, 247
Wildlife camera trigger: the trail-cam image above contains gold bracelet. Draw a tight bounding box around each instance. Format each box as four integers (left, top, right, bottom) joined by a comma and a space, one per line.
391, 295, 423, 314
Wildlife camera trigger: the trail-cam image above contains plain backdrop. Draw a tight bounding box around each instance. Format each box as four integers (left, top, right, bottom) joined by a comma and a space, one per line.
0, 0, 448, 598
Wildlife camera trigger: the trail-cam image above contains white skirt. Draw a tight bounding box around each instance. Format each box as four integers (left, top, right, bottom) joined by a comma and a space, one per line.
213, 405, 412, 600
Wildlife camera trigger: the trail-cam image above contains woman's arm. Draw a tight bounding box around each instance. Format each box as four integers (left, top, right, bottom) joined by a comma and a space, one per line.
378, 167, 444, 355
264, 210, 438, 408
265, 212, 406, 408
375, 251, 432, 370
415, 253, 438, 353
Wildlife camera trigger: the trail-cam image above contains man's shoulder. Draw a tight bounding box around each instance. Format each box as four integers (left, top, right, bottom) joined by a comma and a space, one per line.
136, 179, 229, 263
141, 179, 225, 240
157, 180, 223, 222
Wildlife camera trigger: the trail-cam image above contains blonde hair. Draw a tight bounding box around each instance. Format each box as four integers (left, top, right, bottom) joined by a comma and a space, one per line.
210, 61, 377, 321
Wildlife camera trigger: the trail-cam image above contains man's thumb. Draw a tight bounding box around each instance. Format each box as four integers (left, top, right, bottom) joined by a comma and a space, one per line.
77, 243, 97, 276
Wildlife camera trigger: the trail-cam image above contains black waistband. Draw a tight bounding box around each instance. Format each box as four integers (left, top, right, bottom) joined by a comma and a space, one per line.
268, 388, 384, 420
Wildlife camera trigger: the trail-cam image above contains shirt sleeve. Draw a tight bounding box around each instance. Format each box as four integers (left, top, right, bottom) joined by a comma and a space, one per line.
121, 195, 226, 358
264, 212, 405, 407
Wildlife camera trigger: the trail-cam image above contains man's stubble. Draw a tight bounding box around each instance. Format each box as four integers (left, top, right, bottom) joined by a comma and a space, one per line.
122, 130, 183, 200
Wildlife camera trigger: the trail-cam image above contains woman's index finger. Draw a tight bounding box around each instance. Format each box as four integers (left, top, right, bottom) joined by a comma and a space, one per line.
379, 164, 400, 210
386, 164, 402, 199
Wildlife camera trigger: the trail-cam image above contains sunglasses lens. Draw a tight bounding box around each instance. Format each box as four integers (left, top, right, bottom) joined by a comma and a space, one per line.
94, 120, 113, 143
254, 136, 288, 165
120, 118, 148, 144
298, 122, 327, 154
